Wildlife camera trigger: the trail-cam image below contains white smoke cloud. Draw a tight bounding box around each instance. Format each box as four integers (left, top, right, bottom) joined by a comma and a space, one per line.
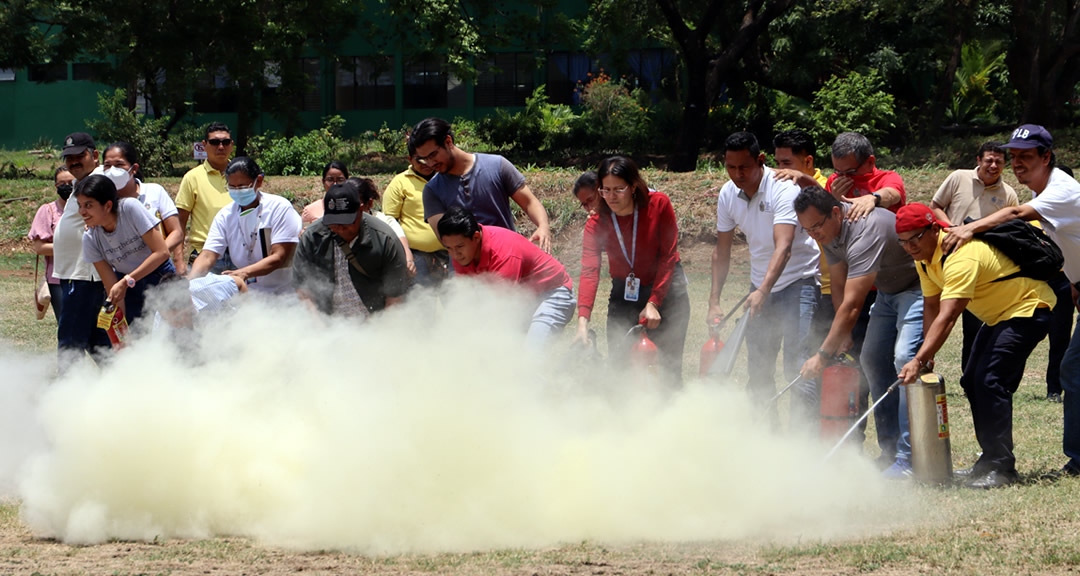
0, 347, 50, 498
8, 280, 909, 553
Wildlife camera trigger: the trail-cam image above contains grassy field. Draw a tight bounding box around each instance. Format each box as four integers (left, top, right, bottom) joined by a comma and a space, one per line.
2, 160, 1079, 575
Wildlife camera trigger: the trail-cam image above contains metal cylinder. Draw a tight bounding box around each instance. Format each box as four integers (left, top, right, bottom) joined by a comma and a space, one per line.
907, 373, 952, 483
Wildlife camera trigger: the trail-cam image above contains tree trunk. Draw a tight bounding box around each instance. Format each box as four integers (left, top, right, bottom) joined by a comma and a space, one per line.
669, 54, 709, 172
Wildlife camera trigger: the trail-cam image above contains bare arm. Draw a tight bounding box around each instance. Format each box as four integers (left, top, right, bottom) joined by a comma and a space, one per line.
942, 204, 1041, 253
427, 212, 444, 241
899, 295, 967, 384
162, 214, 187, 275
510, 185, 552, 253
224, 243, 298, 283
929, 200, 953, 227
746, 223, 795, 316
188, 250, 219, 279
177, 208, 191, 237
707, 229, 735, 323
801, 264, 874, 379
32, 239, 53, 257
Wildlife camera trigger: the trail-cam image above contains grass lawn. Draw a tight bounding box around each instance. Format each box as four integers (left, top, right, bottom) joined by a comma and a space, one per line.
2, 163, 1079, 575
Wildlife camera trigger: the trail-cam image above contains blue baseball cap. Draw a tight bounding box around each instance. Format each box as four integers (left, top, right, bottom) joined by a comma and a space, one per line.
1001, 124, 1053, 150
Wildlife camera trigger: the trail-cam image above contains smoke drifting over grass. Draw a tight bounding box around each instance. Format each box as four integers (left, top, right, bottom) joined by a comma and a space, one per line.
8, 281, 909, 553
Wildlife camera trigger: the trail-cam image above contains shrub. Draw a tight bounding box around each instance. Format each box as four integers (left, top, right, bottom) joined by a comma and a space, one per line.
808, 70, 896, 153
86, 89, 174, 177
576, 71, 650, 154
248, 116, 347, 176
481, 86, 580, 154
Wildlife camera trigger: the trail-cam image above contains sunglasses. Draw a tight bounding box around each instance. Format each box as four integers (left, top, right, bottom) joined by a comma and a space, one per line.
206, 138, 233, 147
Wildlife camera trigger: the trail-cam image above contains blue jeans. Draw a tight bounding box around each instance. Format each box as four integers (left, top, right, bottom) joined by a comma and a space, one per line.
57, 279, 111, 372
746, 277, 819, 426
122, 260, 176, 325
1061, 317, 1080, 469
526, 286, 576, 346
411, 249, 450, 288
861, 287, 924, 464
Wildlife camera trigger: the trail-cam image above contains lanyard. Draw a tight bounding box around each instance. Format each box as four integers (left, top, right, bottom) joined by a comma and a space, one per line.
611, 208, 637, 270
240, 203, 264, 257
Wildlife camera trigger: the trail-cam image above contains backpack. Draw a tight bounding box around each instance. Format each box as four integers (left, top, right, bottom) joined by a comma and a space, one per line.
955, 217, 1064, 282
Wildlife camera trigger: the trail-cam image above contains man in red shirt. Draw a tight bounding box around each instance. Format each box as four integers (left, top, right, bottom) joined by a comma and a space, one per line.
826, 132, 907, 220
438, 206, 575, 345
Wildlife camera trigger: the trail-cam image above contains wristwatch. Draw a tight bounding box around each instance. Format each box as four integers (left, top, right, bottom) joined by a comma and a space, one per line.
124, 275, 136, 288
872, 192, 882, 207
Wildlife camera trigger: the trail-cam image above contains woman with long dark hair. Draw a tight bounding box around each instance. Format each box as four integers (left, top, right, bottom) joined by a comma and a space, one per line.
76, 174, 174, 323
574, 156, 690, 385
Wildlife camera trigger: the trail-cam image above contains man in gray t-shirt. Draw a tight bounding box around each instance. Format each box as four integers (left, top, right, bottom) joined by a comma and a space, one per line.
408, 117, 553, 253
794, 185, 924, 478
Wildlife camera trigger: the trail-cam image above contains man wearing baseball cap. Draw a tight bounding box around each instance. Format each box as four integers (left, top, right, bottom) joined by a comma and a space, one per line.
293, 180, 410, 316
943, 124, 1080, 480
54, 131, 110, 371
898, 202, 1055, 488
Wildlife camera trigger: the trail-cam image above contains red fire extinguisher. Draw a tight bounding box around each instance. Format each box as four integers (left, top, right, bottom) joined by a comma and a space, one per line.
96, 300, 129, 350
699, 323, 725, 376
629, 320, 659, 372
820, 353, 861, 439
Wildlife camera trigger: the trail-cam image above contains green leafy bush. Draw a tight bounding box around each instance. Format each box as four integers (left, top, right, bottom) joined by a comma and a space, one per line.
576, 71, 650, 154
808, 70, 896, 153
87, 89, 174, 177
248, 116, 347, 176
482, 86, 580, 153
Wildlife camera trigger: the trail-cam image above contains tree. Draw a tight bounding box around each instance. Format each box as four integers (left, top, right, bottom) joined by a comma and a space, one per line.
1007, 0, 1080, 128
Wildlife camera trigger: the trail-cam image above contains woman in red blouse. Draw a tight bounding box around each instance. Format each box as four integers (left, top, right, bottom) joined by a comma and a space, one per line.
574, 156, 690, 385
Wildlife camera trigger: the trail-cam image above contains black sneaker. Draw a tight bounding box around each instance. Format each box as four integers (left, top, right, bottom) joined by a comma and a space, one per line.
1048, 393, 1063, 403
965, 469, 1019, 489
1041, 463, 1080, 481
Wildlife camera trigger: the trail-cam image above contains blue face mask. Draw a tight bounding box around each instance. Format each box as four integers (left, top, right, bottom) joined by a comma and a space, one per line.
228, 186, 257, 206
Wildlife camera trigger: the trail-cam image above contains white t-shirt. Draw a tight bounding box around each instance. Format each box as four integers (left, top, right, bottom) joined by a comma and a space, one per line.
716, 166, 820, 291
136, 181, 179, 232
373, 211, 406, 239
53, 188, 98, 281
203, 192, 302, 294
1027, 167, 1080, 283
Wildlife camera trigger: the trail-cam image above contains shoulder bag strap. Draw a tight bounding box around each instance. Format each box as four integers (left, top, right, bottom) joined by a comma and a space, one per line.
333, 235, 370, 278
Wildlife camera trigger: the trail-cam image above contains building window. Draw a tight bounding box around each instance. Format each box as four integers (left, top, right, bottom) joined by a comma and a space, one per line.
72, 63, 109, 83
263, 59, 322, 112
193, 68, 237, 113
546, 52, 596, 105
0, 69, 15, 82
475, 53, 535, 107
404, 57, 449, 109
335, 56, 395, 111
626, 49, 678, 100
28, 63, 67, 83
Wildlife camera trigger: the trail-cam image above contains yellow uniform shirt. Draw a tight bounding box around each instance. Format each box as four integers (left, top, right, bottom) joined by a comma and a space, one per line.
382, 167, 443, 253
175, 162, 230, 252
916, 230, 1056, 326
810, 168, 832, 295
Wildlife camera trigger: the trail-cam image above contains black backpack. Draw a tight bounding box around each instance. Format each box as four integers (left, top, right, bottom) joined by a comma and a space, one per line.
954, 217, 1064, 282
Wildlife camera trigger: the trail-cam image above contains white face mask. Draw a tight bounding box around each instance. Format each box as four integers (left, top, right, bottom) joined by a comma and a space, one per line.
103, 166, 132, 191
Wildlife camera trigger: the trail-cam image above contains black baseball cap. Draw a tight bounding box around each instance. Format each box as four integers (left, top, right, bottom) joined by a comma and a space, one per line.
1001, 124, 1053, 150
323, 182, 361, 225
61, 132, 96, 157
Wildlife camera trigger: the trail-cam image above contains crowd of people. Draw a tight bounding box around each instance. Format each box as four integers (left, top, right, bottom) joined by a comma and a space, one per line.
26, 117, 1080, 489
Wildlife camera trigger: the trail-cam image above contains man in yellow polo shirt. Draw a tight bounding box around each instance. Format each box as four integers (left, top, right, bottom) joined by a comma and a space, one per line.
382, 141, 449, 287
896, 203, 1054, 489
176, 122, 234, 274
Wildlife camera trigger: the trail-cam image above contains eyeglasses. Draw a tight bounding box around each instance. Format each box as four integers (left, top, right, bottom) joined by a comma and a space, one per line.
598, 186, 630, 196
804, 213, 830, 234
207, 138, 233, 148
834, 166, 860, 176
323, 176, 346, 184
896, 226, 932, 247
415, 146, 442, 164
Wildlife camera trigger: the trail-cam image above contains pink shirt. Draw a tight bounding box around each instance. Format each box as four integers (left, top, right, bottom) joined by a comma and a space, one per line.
27, 200, 63, 284
453, 225, 572, 293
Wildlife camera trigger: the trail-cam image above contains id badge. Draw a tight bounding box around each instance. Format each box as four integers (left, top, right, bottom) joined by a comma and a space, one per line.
624, 275, 641, 302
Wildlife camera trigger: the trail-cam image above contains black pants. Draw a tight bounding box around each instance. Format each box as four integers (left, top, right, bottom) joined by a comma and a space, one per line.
960, 307, 1053, 473
606, 263, 691, 387
962, 272, 1073, 396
